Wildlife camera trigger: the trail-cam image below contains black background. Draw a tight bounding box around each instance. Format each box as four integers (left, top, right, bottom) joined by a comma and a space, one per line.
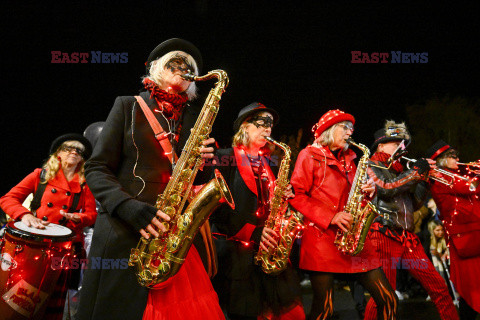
1, 1, 479, 195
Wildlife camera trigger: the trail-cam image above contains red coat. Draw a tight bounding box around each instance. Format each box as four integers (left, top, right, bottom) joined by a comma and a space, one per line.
430, 174, 480, 312
289, 145, 379, 273
0, 168, 97, 242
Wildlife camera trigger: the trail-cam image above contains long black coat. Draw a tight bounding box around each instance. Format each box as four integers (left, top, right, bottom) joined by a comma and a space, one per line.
210, 148, 302, 317
77, 91, 203, 320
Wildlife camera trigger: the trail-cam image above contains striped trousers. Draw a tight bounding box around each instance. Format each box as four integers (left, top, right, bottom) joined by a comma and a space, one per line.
364, 231, 459, 320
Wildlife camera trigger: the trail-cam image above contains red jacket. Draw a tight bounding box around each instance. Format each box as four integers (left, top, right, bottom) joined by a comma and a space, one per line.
0, 168, 97, 242
289, 145, 380, 273
430, 173, 480, 312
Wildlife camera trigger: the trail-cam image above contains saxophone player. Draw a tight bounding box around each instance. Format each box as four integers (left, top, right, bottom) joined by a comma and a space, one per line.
208, 103, 305, 320
364, 121, 459, 320
289, 110, 397, 320
77, 39, 224, 320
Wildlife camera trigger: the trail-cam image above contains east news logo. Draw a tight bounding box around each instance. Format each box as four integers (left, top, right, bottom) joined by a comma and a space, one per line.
351, 51, 428, 63
51, 51, 128, 63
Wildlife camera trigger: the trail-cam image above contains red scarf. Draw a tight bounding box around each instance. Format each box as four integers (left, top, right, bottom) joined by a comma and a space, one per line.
143, 78, 189, 121
371, 151, 404, 173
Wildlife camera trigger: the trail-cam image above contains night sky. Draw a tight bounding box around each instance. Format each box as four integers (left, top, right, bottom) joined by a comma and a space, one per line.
2, 1, 479, 195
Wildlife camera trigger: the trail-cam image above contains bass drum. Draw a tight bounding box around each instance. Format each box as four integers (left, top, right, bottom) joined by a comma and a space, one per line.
0, 221, 73, 319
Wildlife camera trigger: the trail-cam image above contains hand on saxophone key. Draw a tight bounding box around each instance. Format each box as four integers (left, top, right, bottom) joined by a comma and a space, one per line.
139, 210, 171, 239
200, 137, 216, 159
361, 178, 376, 197
331, 211, 353, 232
283, 184, 295, 200
260, 227, 279, 252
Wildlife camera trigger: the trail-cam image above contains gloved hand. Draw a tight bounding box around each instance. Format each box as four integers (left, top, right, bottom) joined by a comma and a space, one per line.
114, 199, 157, 231
412, 158, 430, 175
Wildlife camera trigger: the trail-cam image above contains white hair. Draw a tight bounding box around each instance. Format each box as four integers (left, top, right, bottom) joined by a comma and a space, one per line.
313, 121, 352, 152
143, 51, 199, 100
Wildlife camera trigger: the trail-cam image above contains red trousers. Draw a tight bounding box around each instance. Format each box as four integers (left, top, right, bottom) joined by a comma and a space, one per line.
364, 231, 459, 320
259, 302, 305, 320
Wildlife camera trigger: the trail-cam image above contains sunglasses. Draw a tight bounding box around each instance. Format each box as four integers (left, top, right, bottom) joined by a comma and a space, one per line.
445, 151, 459, 159
339, 123, 354, 133
61, 145, 85, 157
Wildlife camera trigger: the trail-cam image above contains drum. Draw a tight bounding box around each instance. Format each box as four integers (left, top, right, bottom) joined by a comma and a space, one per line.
0, 221, 73, 319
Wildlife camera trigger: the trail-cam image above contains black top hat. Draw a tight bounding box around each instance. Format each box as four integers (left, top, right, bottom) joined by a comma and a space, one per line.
50, 133, 93, 159
233, 102, 279, 133
146, 38, 203, 73
425, 140, 453, 160
371, 120, 411, 151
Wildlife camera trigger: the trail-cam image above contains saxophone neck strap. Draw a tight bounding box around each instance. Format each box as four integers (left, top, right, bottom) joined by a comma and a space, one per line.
135, 96, 178, 164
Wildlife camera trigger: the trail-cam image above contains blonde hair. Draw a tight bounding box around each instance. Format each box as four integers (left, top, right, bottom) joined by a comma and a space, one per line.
429, 220, 447, 254
313, 121, 352, 152
232, 122, 251, 148
42, 140, 86, 183
144, 51, 198, 100
232, 122, 274, 154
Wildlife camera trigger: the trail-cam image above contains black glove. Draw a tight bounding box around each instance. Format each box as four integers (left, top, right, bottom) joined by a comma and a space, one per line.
114, 199, 157, 231
412, 158, 430, 175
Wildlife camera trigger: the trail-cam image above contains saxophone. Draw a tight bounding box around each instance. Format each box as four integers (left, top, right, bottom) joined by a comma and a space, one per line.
254, 137, 304, 275
129, 70, 235, 288
334, 138, 379, 255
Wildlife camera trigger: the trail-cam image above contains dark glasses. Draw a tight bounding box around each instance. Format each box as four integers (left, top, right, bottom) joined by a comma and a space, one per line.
61, 145, 85, 157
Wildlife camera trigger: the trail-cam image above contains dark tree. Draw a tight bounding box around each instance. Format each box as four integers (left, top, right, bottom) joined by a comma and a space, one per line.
406, 96, 480, 161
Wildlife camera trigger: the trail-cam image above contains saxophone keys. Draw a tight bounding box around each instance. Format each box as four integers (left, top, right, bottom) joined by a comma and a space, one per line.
163, 206, 176, 217
169, 194, 181, 206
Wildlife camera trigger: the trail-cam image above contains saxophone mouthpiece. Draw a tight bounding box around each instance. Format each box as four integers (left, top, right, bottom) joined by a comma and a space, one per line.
181, 72, 196, 82
346, 138, 354, 144
265, 136, 274, 143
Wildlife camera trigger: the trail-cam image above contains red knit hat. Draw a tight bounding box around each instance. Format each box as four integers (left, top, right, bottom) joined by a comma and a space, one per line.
312, 109, 355, 138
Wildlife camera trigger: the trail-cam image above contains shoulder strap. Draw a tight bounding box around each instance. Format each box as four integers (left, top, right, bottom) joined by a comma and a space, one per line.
30, 169, 47, 215
134, 96, 178, 164
68, 182, 85, 213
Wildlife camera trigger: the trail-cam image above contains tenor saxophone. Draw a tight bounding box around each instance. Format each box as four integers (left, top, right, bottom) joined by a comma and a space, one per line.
129, 70, 235, 287
334, 138, 379, 255
254, 137, 304, 275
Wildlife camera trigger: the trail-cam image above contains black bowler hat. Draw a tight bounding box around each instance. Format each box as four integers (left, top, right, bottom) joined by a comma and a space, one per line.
50, 133, 93, 159
233, 102, 279, 133
426, 140, 453, 160
146, 38, 203, 73
371, 120, 411, 151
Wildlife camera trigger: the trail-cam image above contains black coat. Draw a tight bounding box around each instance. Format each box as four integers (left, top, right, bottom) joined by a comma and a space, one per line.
77, 92, 204, 320
209, 148, 301, 317
367, 159, 429, 232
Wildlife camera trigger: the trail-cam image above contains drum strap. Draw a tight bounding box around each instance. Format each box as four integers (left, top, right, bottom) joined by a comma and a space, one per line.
68, 183, 85, 213
31, 169, 84, 215
30, 169, 47, 215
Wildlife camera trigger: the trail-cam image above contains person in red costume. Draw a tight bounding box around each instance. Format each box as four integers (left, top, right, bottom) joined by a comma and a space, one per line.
208, 102, 305, 320
76, 38, 223, 320
427, 140, 480, 319
0, 133, 97, 319
0, 133, 96, 243
364, 123, 459, 320
289, 110, 397, 320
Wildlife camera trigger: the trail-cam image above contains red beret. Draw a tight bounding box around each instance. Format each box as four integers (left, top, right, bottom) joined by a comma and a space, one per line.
312, 109, 355, 138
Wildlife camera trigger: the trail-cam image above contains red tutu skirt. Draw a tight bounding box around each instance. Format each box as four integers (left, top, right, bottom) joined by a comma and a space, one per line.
142, 246, 225, 320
